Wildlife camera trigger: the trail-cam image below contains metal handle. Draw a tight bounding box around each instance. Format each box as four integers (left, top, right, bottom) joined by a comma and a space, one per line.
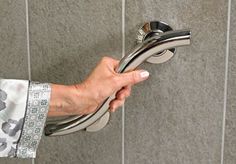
45, 29, 191, 136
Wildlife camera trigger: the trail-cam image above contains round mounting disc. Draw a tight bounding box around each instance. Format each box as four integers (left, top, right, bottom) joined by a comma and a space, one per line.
136, 21, 176, 64
85, 111, 110, 132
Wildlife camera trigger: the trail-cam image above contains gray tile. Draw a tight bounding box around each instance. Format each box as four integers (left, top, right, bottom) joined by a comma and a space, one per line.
223, 1, 236, 164
29, 0, 122, 164
35, 115, 122, 164
0, 0, 31, 163
125, 0, 228, 164
0, 158, 32, 164
0, 0, 28, 79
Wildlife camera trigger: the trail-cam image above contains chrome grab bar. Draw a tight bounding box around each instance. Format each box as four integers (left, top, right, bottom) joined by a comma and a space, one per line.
45, 28, 191, 136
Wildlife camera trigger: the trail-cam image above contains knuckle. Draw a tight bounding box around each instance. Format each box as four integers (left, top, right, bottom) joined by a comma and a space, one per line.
111, 103, 116, 109
126, 91, 131, 97
112, 76, 120, 88
127, 86, 132, 91
130, 72, 137, 84
119, 93, 124, 100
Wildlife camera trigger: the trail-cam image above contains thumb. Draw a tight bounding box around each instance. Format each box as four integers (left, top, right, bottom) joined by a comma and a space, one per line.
117, 69, 150, 87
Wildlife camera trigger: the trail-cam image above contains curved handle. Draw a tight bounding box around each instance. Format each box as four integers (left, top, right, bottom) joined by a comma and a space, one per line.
45, 30, 191, 136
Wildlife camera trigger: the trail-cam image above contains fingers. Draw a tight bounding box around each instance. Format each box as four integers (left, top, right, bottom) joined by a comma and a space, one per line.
97, 57, 150, 113
101, 57, 149, 89
109, 99, 125, 112
109, 85, 131, 112
116, 85, 131, 100
115, 69, 149, 88
100, 56, 119, 68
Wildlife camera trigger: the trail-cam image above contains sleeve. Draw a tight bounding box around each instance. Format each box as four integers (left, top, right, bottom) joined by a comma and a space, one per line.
0, 79, 51, 158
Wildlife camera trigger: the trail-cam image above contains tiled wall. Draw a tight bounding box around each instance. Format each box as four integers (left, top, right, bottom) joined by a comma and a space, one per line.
0, 0, 234, 164
224, 0, 236, 164
125, 0, 227, 164
30, 1, 122, 164
0, 0, 30, 164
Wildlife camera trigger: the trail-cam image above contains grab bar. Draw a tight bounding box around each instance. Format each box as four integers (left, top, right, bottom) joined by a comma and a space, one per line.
45, 21, 191, 136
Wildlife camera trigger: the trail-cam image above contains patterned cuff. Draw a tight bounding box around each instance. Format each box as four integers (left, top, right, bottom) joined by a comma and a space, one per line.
16, 81, 51, 158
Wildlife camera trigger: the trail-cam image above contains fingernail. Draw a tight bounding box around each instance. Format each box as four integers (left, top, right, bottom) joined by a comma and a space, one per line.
140, 70, 149, 78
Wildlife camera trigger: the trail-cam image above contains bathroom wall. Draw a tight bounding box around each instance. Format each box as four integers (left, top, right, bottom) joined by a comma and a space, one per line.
0, 0, 235, 164
125, 0, 227, 164
0, 0, 30, 164
29, 1, 122, 164
224, 0, 236, 164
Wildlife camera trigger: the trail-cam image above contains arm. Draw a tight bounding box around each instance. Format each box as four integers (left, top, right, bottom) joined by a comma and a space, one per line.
0, 57, 149, 158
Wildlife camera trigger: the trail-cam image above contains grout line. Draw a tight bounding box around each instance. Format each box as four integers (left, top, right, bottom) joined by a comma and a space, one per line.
122, 0, 125, 59
122, 104, 125, 164
25, 0, 34, 164
25, 0, 31, 81
220, 0, 231, 164
121, 0, 125, 164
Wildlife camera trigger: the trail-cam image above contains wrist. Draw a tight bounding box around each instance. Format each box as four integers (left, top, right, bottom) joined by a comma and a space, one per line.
48, 84, 76, 117
72, 82, 100, 115
48, 82, 100, 117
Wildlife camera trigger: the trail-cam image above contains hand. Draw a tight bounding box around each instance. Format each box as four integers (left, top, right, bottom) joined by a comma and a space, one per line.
48, 57, 149, 116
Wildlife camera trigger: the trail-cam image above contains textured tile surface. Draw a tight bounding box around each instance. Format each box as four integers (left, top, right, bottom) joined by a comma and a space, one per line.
29, 0, 122, 164
125, 0, 227, 164
0, 158, 31, 164
0, 0, 31, 164
0, 0, 28, 79
224, 1, 236, 164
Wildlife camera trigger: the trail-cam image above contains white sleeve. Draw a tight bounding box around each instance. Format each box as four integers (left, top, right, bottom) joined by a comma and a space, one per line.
0, 79, 51, 158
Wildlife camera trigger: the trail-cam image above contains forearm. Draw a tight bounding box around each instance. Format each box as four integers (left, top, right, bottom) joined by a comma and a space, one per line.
48, 83, 98, 117
48, 84, 77, 117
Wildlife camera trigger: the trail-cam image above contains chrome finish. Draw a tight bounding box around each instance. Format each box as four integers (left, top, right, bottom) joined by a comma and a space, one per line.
45, 24, 191, 136
86, 112, 110, 132
137, 21, 176, 64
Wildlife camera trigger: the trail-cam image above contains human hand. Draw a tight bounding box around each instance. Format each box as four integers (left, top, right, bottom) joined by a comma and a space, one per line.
48, 57, 149, 116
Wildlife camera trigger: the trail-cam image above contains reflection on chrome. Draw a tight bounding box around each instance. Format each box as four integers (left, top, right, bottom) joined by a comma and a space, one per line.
45, 27, 191, 136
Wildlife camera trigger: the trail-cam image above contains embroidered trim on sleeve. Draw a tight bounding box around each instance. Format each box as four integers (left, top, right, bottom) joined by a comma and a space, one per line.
16, 81, 51, 158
